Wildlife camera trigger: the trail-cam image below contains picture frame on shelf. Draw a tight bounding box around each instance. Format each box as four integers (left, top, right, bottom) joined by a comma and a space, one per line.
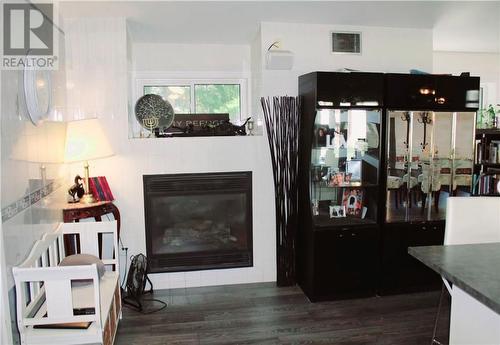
312, 166, 329, 182
342, 188, 364, 217
315, 125, 329, 147
329, 205, 346, 218
346, 159, 362, 183
329, 172, 345, 186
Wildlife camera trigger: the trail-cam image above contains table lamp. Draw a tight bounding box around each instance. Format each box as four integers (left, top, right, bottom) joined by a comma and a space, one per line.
64, 118, 114, 204
10, 121, 66, 187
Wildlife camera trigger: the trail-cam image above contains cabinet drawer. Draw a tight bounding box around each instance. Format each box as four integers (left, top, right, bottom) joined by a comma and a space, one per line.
407, 223, 444, 246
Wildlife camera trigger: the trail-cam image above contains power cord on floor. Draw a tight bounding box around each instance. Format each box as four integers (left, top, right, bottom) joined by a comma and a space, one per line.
124, 298, 167, 315
104, 214, 164, 314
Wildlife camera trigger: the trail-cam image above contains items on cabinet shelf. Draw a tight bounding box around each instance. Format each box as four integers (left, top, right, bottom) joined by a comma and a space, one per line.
342, 189, 364, 217
329, 205, 346, 218
473, 129, 500, 196
329, 172, 351, 186
473, 172, 500, 195
489, 141, 500, 163
475, 139, 500, 164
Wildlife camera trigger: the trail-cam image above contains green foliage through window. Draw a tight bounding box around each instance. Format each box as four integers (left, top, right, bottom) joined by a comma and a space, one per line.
195, 84, 241, 121
144, 83, 242, 121
144, 86, 190, 114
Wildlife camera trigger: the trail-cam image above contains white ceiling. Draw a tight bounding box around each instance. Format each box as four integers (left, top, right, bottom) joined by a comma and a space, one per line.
60, 1, 500, 53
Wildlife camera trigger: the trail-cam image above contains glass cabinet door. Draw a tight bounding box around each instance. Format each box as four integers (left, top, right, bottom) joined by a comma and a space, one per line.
420, 112, 453, 221
452, 112, 475, 196
386, 111, 412, 222
386, 110, 475, 223
310, 108, 381, 227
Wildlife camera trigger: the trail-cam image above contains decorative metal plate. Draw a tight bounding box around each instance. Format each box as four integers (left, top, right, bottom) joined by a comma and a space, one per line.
135, 94, 175, 130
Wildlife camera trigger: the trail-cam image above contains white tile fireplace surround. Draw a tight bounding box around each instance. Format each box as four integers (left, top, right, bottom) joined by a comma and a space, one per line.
92, 135, 277, 290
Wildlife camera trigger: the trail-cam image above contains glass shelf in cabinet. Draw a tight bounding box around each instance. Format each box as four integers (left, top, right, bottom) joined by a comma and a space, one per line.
312, 182, 379, 188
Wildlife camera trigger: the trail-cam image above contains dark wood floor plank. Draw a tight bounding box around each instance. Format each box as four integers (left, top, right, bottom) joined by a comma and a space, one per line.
115, 282, 450, 345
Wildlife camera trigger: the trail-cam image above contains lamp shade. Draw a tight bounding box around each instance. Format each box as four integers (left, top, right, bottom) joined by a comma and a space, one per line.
64, 118, 113, 163
11, 121, 67, 163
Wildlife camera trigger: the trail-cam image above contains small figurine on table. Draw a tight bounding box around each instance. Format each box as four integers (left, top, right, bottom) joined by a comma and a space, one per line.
68, 175, 85, 203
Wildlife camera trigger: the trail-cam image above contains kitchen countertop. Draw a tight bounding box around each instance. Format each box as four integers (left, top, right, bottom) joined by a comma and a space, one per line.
409, 243, 500, 314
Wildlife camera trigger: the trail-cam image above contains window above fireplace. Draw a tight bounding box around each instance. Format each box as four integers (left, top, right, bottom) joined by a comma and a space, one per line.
130, 75, 249, 138
143, 83, 242, 121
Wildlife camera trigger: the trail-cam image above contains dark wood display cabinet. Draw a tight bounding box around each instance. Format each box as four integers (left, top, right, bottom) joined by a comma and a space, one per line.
298, 72, 384, 301
298, 72, 480, 301
379, 73, 480, 295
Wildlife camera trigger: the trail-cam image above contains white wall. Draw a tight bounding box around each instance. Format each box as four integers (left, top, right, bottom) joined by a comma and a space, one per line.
133, 43, 251, 72
250, 29, 263, 120
0, 97, 12, 345
1, 28, 68, 342
259, 22, 433, 97
433, 51, 500, 105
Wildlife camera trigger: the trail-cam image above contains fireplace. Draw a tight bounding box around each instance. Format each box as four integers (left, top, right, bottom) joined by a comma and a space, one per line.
143, 172, 253, 273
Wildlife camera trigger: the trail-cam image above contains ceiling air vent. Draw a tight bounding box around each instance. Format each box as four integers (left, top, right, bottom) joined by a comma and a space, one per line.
331, 32, 361, 54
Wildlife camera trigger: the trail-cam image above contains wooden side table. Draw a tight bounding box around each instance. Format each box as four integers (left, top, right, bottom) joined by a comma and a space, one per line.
62, 201, 120, 255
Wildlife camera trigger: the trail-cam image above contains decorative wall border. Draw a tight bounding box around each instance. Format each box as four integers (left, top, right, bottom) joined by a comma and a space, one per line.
1, 179, 63, 223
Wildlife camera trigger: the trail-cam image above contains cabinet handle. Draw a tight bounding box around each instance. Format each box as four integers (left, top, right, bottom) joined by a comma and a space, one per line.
422, 226, 427, 230
339, 234, 344, 238
351, 232, 356, 237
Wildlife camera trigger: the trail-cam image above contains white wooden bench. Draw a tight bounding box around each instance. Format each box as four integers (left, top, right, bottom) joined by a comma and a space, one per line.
13, 221, 121, 345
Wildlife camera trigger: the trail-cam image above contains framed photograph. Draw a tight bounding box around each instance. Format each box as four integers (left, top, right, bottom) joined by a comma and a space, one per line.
329, 172, 345, 187
331, 31, 362, 54
346, 160, 362, 183
312, 166, 329, 182
344, 172, 353, 184
329, 205, 346, 218
316, 126, 329, 146
342, 188, 364, 217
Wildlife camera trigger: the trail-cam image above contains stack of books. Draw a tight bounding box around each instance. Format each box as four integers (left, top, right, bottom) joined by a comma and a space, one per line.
475, 139, 500, 164
88, 176, 114, 201
473, 172, 500, 195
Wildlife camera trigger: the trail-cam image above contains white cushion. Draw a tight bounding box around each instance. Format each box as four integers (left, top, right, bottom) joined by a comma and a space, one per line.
60, 254, 105, 278
445, 197, 500, 246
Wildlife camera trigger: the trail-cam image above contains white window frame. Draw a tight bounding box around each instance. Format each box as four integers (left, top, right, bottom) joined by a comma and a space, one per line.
135, 77, 248, 120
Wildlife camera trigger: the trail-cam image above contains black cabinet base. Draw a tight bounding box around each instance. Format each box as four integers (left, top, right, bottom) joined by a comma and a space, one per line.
298, 226, 379, 302
378, 221, 445, 296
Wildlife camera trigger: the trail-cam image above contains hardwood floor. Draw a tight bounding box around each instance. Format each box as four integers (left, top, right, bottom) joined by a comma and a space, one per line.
115, 282, 450, 345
